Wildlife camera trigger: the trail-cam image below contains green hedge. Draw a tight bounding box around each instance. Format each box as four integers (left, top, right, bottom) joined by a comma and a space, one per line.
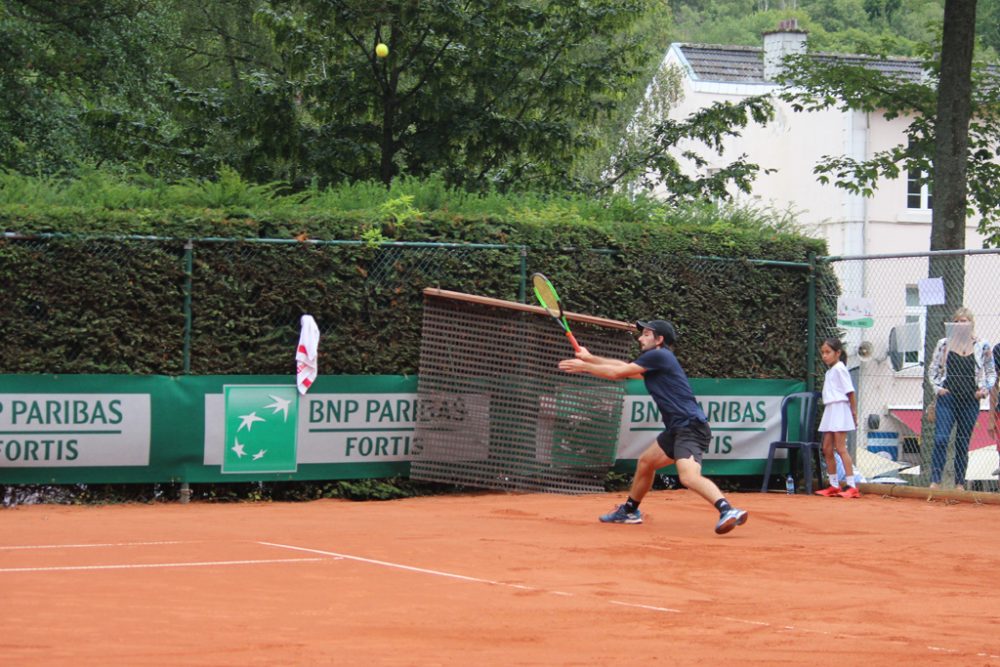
0, 205, 833, 378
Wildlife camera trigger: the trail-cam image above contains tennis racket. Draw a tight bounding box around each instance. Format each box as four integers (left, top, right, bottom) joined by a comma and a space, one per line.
531, 272, 581, 352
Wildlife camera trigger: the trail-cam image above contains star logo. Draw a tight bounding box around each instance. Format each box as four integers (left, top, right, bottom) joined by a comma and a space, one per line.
222, 386, 299, 474
237, 411, 266, 432
231, 438, 247, 458
264, 395, 292, 421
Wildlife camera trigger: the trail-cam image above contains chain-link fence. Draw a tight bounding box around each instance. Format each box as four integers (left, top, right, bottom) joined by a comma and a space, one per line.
818, 249, 1000, 493
1, 233, 822, 381
12, 233, 1000, 493
0, 235, 523, 376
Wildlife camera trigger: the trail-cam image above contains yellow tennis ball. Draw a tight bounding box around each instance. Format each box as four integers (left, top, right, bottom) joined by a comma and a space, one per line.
375, 43, 389, 58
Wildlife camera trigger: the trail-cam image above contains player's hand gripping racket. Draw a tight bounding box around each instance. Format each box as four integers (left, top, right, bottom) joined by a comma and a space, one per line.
531, 272, 581, 352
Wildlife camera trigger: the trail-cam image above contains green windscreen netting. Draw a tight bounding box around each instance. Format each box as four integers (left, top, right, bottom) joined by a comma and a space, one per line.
410, 289, 635, 494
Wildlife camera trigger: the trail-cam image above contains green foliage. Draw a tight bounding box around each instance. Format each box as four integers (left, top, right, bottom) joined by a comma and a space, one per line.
173, 165, 298, 209
978, 0, 1000, 57
0, 171, 830, 380
569, 1, 676, 186
0, 237, 188, 374
378, 195, 420, 227
0, 3, 920, 201
604, 95, 777, 201
0, 1, 174, 175
0, 167, 807, 231
248, 0, 661, 191
668, 0, 945, 56
0, 1, 756, 200
0, 0, 994, 206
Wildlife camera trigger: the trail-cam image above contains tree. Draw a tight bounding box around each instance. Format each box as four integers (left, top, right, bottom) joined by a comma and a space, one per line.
976, 0, 1000, 56
924, 0, 977, 477
931, 0, 977, 253
150, 0, 300, 182
863, 0, 902, 23
10, 0, 652, 189
250, 0, 659, 191
566, 1, 675, 189
600, 75, 777, 203
0, 0, 167, 174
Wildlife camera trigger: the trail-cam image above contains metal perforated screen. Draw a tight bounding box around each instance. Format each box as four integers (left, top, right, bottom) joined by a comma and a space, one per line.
410, 290, 636, 493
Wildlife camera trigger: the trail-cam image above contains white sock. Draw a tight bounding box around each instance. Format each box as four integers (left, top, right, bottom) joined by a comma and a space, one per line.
845, 475, 855, 487
829, 474, 840, 488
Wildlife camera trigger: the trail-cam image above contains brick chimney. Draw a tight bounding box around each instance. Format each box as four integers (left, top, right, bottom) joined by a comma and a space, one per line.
762, 18, 807, 81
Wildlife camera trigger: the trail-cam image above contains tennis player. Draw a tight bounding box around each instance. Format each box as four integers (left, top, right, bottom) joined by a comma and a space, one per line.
558, 319, 748, 534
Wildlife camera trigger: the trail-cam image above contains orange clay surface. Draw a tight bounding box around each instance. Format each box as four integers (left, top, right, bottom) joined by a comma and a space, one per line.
2, 489, 999, 666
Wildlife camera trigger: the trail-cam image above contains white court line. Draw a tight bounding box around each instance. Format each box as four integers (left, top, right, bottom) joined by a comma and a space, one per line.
0, 541, 198, 551
609, 600, 680, 613
259, 540, 1000, 661
0, 557, 324, 573
260, 541, 682, 613
258, 541, 513, 587
928, 646, 960, 654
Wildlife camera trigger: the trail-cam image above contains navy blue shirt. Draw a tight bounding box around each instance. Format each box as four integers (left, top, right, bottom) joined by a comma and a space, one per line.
633, 347, 707, 431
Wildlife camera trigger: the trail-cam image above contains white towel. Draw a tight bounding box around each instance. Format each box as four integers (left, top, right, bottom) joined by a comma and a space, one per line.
296, 314, 320, 395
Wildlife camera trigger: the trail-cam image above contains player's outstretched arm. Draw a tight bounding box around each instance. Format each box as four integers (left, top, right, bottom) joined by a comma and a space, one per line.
573, 346, 632, 368
558, 356, 644, 380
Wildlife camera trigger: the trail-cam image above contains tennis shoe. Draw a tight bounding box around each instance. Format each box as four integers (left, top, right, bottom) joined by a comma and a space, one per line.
714, 508, 748, 535
815, 485, 842, 497
837, 486, 860, 499
599, 504, 642, 524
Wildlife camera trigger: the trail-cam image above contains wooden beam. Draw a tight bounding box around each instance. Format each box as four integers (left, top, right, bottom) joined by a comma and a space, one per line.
422, 288, 634, 331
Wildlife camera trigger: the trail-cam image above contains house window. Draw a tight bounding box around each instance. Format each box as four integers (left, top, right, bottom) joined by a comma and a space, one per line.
907, 166, 932, 210
901, 285, 926, 367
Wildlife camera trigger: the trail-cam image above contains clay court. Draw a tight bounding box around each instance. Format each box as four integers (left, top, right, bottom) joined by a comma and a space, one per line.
2, 489, 999, 666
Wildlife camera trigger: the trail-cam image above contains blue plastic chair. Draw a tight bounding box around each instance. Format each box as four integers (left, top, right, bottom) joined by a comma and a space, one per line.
760, 391, 823, 494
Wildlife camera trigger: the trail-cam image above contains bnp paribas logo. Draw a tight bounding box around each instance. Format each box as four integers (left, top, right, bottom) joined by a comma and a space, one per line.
222, 385, 299, 474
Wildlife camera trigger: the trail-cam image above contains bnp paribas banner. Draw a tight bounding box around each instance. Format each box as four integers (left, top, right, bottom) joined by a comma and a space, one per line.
203, 377, 421, 469
0, 375, 803, 484
0, 392, 151, 466
619, 378, 805, 475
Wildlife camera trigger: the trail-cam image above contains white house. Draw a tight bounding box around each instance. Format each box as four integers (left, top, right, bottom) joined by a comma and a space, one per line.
657, 19, 988, 254
649, 20, 1000, 483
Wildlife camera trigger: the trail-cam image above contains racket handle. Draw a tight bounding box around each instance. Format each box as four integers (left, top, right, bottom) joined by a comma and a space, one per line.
566, 330, 581, 352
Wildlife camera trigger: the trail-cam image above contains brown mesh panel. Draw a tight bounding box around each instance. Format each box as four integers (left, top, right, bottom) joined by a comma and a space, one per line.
411, 289, 635, 493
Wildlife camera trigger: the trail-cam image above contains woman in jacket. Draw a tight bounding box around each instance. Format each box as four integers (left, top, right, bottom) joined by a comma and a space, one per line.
928, 308, 996, 490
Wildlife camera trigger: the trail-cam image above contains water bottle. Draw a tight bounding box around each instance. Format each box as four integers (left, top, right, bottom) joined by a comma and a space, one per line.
785, 474, 795, 495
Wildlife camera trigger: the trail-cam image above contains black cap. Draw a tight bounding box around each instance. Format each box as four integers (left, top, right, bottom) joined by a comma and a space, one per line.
636, 319, 676, 345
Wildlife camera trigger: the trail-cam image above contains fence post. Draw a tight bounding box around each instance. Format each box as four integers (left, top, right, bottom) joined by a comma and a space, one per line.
519, 245, 528, 303
807, 252, 817, 391
181, 240, 194, 504
182, 240, 194, 375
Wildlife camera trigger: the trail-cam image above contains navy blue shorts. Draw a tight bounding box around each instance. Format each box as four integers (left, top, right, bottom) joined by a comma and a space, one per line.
656, 421, 711, 463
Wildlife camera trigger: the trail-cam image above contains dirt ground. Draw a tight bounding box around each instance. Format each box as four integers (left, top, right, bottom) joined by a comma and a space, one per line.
2, 489, 999, 666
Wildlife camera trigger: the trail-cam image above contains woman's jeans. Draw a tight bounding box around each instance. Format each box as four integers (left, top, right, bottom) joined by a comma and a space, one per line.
931, 392, 980, 486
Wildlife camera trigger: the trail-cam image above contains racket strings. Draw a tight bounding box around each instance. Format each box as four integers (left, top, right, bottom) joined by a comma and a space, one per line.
532, 281, 562, 319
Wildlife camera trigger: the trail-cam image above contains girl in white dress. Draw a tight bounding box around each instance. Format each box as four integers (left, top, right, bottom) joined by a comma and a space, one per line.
815, 338, 860, 498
